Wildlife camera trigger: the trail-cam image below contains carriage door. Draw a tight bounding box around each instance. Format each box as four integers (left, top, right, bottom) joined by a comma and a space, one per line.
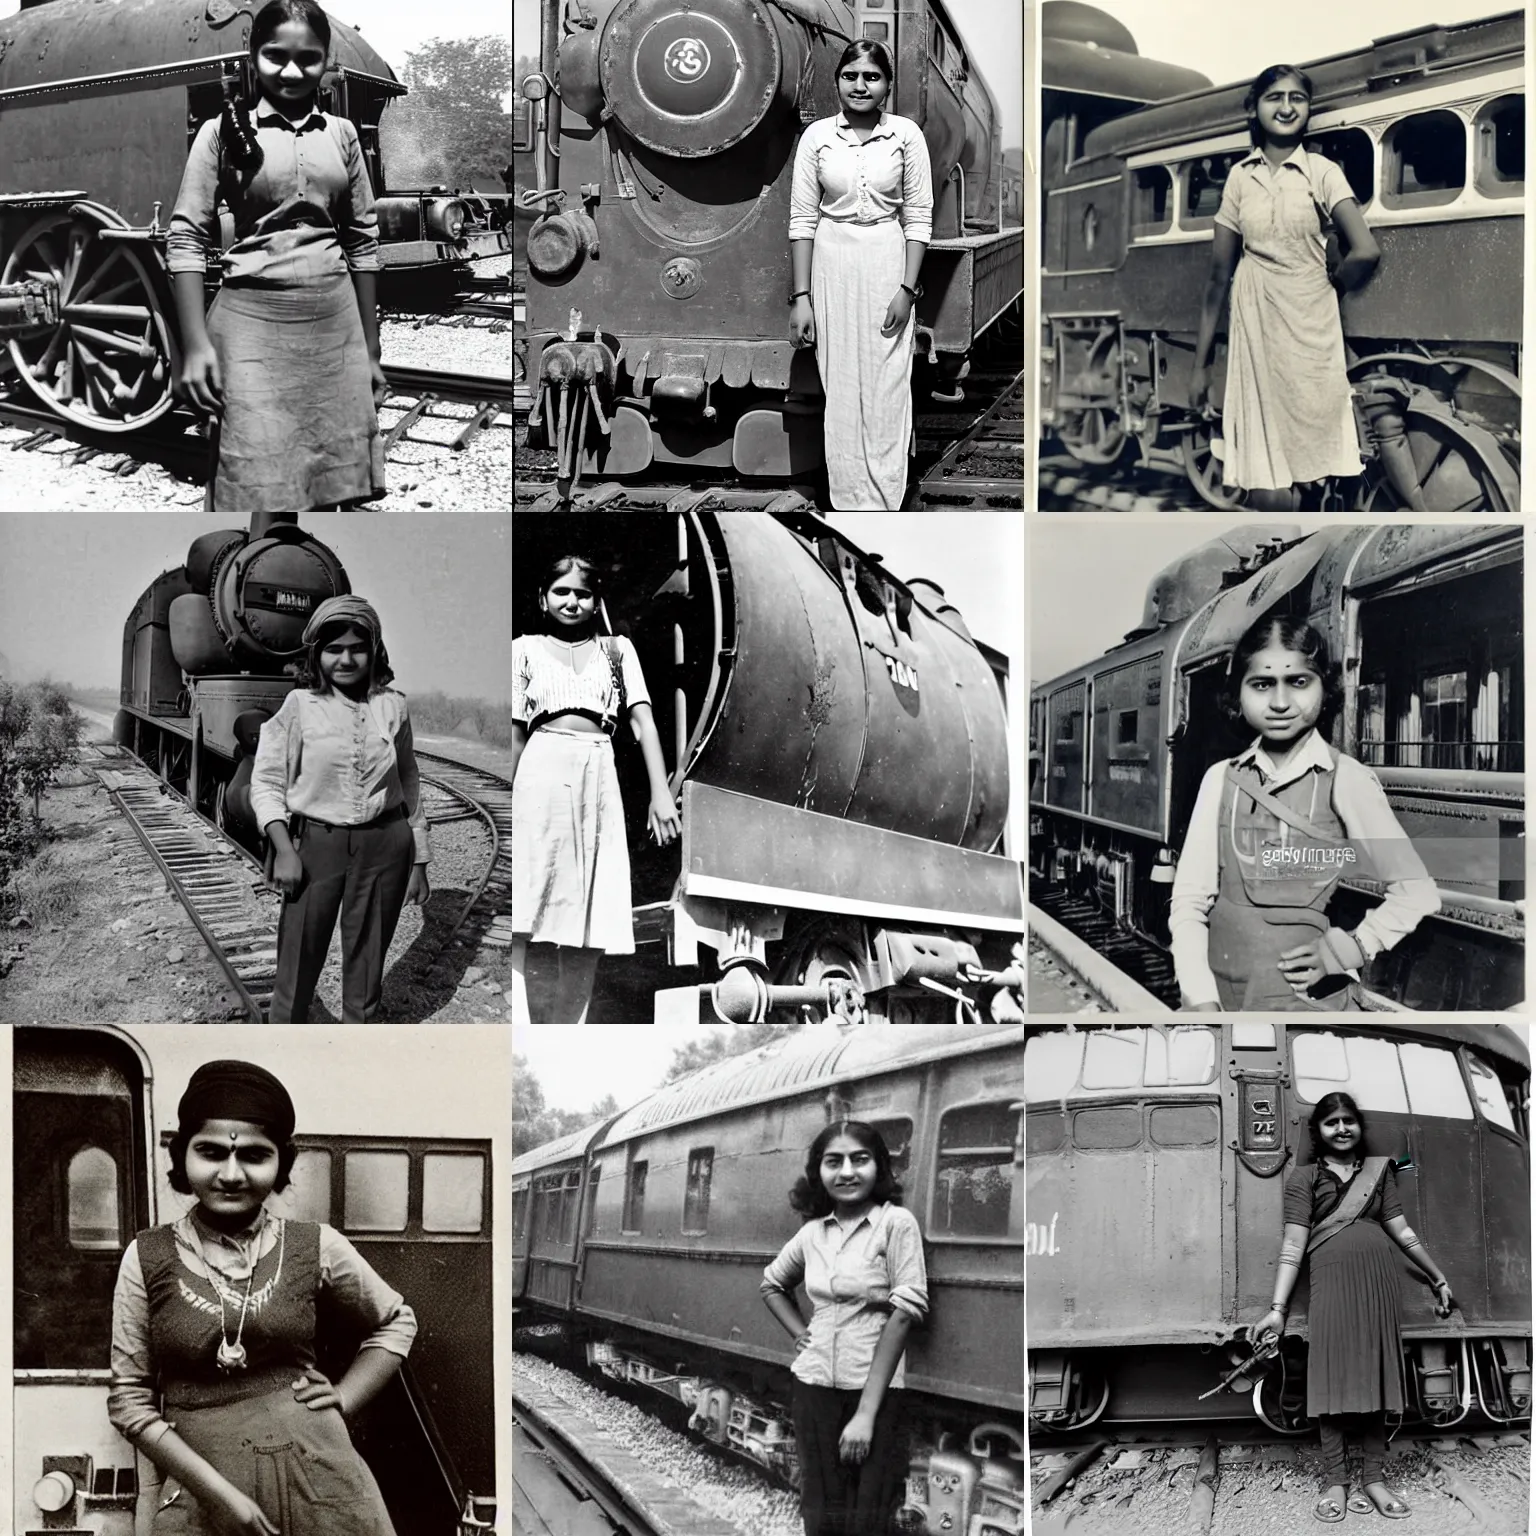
1223, 1022, 1291, 1327
1045, 681, 1086, 815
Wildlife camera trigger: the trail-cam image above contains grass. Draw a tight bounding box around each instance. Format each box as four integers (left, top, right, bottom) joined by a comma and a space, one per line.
5, 844, 81, 928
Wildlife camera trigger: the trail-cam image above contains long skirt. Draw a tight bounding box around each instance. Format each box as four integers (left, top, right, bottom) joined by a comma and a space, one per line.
205, 270, 385, 513
511, 726, 634, 953
810, 218, 915, 510
151, 1383, 395, 1534
791, 1382, 908, 1536
1307, 1220, 1405, 1417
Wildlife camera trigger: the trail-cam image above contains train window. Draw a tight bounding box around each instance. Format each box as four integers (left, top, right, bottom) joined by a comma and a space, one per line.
1072, 1106, 1142, 1149
1466, 1055, 1517, 1134
1132, 166, 1172, 238
1082, 1030, 1143, 1088
1058, 712, 1075, 742
513, 1187, 529, 1242
559, 1169, 582, 1245
344, 1150, 410, 1232
285, 1148, 332, 1224
863, 22, 889, 39
930, 22, 945, 66
1116, 709, 1138, 745
1358, 679, 1387, 767
1399, 1043, 1473, 1121
1421, 671, 1468, 769
868, 1118, 912, 1181
683, 1147, 714, 1234
1232, 1023, 1276, 1050
584, 1165, 601, 1237
1383, 112, 1466, 207
1475, 95, 1524, 196
1146, 1027, 1216, 1086
933, 1103, 1018, 1239
623, 1160, 648, 1232
1024, 1030, 1085, 1103
1183, 152, 1244, 225
1149, 1104, 1219, 1147
1309, 129, 1376, 206
67, 1146, 122, 1252
423, 1152, 484, 1234
1292, 1032, 1408, 1114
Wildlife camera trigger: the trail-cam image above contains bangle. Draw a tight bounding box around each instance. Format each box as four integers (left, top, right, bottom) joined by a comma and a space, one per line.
900, 282, 922, 299
788, 289, 810, 303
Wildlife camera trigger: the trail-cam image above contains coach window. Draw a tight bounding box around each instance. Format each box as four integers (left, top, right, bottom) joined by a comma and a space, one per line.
67, 1146, 121, 1252
1399, 1043, 1473, 1120
1292, 1031, 1409, 1114
1309, 129, 1376, 206
683, 1147, 714, 1234
1025, 1030, 1085, 1102
623, 1159, 647, 1232
1358, 679, 1387, 767
1232, 1022, 1276, 1050
1474, 95, 1523, 198
423, 1151, 484, 1234
1421, 670, 1468, 770
1131, 165, 1172, 238
584, 1165, 601, 1237
558, 1169, 582, 1244
1116, 709, 1138, 745
1383, 111, 1466, 209
513, 1187, 529, 1243
1466, 1054, 1519, 1135
287, 1147, 332, 1224
343, 1150, 410, 1232
932, 1103, 1020, 1240
1183, 152, 1244, 228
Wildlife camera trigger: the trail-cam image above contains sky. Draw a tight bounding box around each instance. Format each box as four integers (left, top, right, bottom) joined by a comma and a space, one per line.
514, 0, 1024, 149
515, 1021, 716, 1114
0, 514, 511, 703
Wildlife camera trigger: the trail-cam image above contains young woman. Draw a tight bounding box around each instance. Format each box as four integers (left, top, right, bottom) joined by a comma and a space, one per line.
250, 595, 430, 1023
788, 39, 933, 511
1169, 616, 1438, 1011
1256, 1092, 1454, 1522
510, 556, 680, 1024
761, 1122, 928, 1536
167, 0, 387, 514
1189, 65, 1381, 511
108, 1059, 415, 1535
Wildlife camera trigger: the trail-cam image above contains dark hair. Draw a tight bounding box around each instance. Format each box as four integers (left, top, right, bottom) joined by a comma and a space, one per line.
222, 0, 334, 172
789, 1120, 903, 1218
167, 1120, 298, 1196
1243, 64, 1313, 147
1220, 615, 1343, 733
536, 554, 608, 635
1307, 1091, 1366, 1158
835, 38, 895, 88
296, 618, 396, 696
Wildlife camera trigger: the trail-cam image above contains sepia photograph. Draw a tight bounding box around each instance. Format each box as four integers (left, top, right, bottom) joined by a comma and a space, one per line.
1038, 0, 1523, 512
513, 0, 1024, 511
514, 1019, 1024, 1536
1028, 519, 1524, 1013
13, 1022, 510, 1536
1025, 1019, 1531, 1534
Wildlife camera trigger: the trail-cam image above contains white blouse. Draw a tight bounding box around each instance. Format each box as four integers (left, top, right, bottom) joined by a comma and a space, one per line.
788, 111, 934, 244
512, 634, 651, 732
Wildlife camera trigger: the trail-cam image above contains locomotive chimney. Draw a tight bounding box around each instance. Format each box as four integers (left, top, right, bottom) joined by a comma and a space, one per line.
250, 513, 301, 537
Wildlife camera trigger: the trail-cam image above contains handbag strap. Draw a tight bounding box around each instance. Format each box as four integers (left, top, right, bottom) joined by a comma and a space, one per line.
1306, 1155, 1389, 1256
600, 637, 626, 719
1228, 763, 1336, 842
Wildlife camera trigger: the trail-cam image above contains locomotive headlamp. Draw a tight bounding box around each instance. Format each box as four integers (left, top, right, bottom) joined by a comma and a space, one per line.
32, 1470, 75, 1512
424, 198, 468, 242
520, 73, 548, 101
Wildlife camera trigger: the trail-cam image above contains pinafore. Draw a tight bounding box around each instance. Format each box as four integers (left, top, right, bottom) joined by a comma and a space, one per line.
1208, 752, 1358, 1010
138, 1220, 395, 1535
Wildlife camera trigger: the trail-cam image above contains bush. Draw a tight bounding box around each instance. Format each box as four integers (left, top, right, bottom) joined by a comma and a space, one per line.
0, 676, 86, 895
409, 690, 513, 748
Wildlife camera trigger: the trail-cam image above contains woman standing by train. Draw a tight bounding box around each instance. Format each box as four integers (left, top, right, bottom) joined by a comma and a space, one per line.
761, 1121, 928, 1536
167, 0, 387, 514
1255, 1092, 1455, 1522
109, 1060, 414, 1535
1188, 64, 1380, 511
511, 555, 680, 1024
788, 39, 933, 511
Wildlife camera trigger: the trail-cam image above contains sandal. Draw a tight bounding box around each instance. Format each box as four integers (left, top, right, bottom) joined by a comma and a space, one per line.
1347, 1491, 1374, 1514
1314, 1493, 1346, 1523
1365, 1486, 1410, 1518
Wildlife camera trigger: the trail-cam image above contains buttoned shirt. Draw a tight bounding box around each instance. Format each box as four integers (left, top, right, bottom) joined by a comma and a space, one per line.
166, 104, 381, 286
761, 1202, 928, 1390
788, 111, 933, 244
249, 687, 431, 864
1169, 732, 1439, 1006
108, 1207, 417, 1446
1214, 145, 1354, 277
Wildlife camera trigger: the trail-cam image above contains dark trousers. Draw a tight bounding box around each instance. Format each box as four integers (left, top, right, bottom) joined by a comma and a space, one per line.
269, 807, 413, 1023
791, 1382, 907, 1536
1318, 1411, 1388, 1486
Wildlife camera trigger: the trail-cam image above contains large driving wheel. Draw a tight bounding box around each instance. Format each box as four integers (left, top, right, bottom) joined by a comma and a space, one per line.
3, 203, 177, 432
1056, 404, 1127, 466
1355, 411, 1520, 511
1180, 419, 1248, 509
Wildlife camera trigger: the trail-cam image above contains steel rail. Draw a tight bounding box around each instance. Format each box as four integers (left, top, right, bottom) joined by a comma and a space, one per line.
512, 1391, 661, 1536
414, 751, 512, 951
381, 363, 513, 406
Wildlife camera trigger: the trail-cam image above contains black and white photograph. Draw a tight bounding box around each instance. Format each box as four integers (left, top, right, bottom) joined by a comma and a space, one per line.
513, 1019, 1024, 1536
513, 0, 1024, 511
1028, 519, 1524, 1013
0, 512, 513, 1024
0, 0, 512, 513
12, 1023, 510, 1536
1025, 1019, 1532, 1534
1038, 0, 1523, 512
510, 509, 1026, 1024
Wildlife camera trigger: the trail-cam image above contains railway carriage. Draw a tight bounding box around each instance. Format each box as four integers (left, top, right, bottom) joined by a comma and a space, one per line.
1029, 522, 1525, 1011
1026, 1020, 1531, 1437
14, 1024, 505, 1536
1040, 5, 1524, 511
514, 1022, 1026, 1535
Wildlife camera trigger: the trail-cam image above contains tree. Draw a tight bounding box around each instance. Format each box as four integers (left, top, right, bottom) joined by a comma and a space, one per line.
383, 36, 513, 191
513, 1058, 622, 1156
13, 682, 83, 820
662, 1023, 800, 1085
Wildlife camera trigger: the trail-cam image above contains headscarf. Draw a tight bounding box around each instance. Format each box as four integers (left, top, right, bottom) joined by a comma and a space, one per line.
300, 594, 393, 690
177, 1060, 296, 1143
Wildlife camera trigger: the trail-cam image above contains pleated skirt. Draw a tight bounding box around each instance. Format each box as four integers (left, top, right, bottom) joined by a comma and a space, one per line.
510, 726, 634, 954
1307, 1220, 1405, 1416
810, 217, 915, 510
205, 271, 386, 514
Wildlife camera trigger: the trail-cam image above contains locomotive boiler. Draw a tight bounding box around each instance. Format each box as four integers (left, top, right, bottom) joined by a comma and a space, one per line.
1040, 4, 1524, 511
517, 0, 1024, 492
1027, 1021, 1531, 1438
0, 0, 512, 435
1028, 523, 1525, 1012
516, 511, 1024, 1024
514, 1022, 1026, 1535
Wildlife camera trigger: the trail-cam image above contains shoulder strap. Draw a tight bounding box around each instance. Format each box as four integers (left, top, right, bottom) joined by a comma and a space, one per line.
601, 637, 626, 714
1227, 764, 1335, 841
1306, 1156, 1388, 1256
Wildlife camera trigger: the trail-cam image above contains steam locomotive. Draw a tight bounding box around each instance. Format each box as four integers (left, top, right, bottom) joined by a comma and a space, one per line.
515, 511, 1025, 1024
516, 0, 1024, 493
0, 0, 513, 435
1028, 523, 1525, 1012
1040, 3, 1524, 510
515, 1022, 1025, 1534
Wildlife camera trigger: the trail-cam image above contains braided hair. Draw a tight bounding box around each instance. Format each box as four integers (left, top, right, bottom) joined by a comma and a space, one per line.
221, 0, 335, 174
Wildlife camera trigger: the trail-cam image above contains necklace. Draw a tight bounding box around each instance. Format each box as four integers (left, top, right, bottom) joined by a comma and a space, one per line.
189, 1213, 285, 1372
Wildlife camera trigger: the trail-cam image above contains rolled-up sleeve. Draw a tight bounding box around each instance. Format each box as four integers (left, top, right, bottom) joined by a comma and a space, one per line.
338, 118, 380, 273
885, 1208, 928, 1322
788, 125, 824, 242
898, 123, 933, 245
249, 700, 295, 836
395, 710, 432, 865
108, 1241, 171, 1447
761, 1224, 807, 1298
1334, 757, 1440, 958
319, 1225, 417, 1356
1168, 761, 1226, 1007
165, 118, 223, 275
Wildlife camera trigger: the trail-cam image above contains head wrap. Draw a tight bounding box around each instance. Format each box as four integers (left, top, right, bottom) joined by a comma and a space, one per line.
300, 595, 392, 690
178, 1060, 296, 1142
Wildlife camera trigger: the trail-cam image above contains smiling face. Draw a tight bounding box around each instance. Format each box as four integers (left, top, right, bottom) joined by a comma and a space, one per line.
318, 625, 371, 694
838, 58, 890, 119
1239, 643, 1323, 746
820, 1133, 878, 1213
1318, 1106, 1361, 1159
255, 17, 328, 113
1255, 73, 1311, 145
543, 569, 598, 630
185, 1118, 281, 1228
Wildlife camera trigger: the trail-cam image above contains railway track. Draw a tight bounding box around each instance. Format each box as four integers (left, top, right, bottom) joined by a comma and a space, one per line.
1030, 884, 1181, 1009
413, 750, 513, 952
912, 365, 1025, 508
1039, 451, 1216, 512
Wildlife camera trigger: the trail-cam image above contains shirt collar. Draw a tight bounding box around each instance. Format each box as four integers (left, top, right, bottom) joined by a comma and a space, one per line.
1240, 141, 1309, 172
186, 1203, 270, 1248
255, 102, 326, 133
835, 109, 893, 139
820, 1200, 885, 1234
1234, 729, 1333, 782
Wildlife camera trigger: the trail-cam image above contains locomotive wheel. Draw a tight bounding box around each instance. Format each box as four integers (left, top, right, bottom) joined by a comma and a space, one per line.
1355, 413, 1520, 511
1055, 406, 1127, 466
1179, 420, 1248, 509
3, 204, 177, 433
